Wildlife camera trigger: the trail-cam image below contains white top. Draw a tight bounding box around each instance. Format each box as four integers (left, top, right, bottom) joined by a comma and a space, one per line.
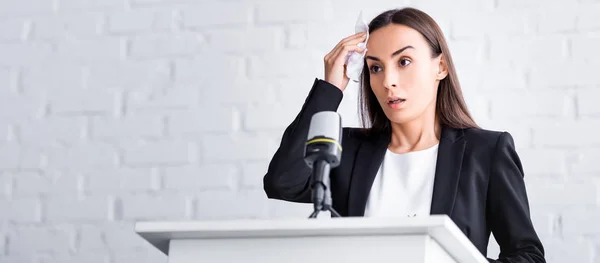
364, 143, 439, 218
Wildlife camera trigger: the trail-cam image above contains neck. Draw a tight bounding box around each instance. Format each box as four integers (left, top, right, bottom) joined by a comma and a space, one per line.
387, 106, 441, 154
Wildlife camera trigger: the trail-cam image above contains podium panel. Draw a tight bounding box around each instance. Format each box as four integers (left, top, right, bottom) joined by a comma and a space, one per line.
135, 215, 487, 263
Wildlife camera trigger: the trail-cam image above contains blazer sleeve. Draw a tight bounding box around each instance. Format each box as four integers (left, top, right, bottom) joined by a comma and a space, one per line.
486, 132, 546, 263
263, 78, 344, 203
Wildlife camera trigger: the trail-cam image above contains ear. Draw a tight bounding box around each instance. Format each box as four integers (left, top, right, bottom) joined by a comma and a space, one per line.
436, 54, 449, 80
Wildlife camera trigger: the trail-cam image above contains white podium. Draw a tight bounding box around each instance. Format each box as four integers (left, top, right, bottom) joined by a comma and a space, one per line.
135, 215, 488, 263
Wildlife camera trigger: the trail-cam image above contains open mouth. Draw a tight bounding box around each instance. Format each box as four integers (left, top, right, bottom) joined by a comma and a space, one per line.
388, 97, 406, 104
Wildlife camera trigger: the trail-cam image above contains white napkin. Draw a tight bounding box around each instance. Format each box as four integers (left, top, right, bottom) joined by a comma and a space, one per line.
344, 11, 369, 82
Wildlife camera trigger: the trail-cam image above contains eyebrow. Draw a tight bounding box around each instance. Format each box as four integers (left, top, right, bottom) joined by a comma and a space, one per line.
365, 45, 415, 62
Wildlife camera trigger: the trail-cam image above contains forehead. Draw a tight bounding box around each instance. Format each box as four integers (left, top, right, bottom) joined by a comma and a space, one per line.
365, 24, 427, 56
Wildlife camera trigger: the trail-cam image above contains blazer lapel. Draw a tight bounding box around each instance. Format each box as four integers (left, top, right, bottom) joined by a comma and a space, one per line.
429, 126, 466, 216
347, 129, 390, 217
346, 125, 466, 217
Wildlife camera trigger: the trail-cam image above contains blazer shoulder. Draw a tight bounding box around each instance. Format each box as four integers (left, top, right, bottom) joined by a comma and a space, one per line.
461, 127, 516, 151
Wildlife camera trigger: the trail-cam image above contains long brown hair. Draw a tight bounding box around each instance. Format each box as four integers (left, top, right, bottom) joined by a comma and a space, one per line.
358, 7, 479, 137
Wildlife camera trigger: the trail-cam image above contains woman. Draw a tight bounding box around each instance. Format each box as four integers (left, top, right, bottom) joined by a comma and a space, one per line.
263, 7, 545, 263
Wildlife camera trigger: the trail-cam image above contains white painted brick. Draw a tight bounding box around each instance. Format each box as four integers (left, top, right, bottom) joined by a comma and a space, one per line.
472, 63, 527, 90
562, 208, 600, 236
489, 35, 568, 67
577, 3, 600, 30
202, 133, 274, 162
578, 88, 600, 117
535, 5, 578, 34
112, 249, 167, 263
13, 171, 79, 197
199, 77, 278, 107
107, 8, 174, 34
256, 0, 332, 24
205, 26, 284, 53
46, 196, 110, 222
0, 19, 27, 41
532, 120, 600, 147
0, 173, 11, 197
21, 63, 83, 92
0, 68, 10, 91
570, 149, 600, 175
273, 77, 320, 106
530, 60, 600, 88
0, 0, 54, 16
31, 13, 102, 40
129, 32, 204, 59
127, 86, 198, 111
19, 117, 86, 145
84, 168, 155, 194
0, 43, 53, 67
249, 51, 316, 78
0, 143, 43, 169
56, 38, 124, 63
518, 149, 567, 177
0, 255, 37, 263
451, 10, 534, 38
40, 253, 110, 263
168, 106, 235, 134
287, 23, 345, 50
244, 103, 298, 131
0, 121, 10, 142
120, 193, 190, 220
58, 0, 125, 12
195, 189, 269, 219
542, 237, 595, 263
91, 116, 163, 139
0, 199, 40, 222
85, 60, 170, 91
47, 89, 118, 114
495, 0, 581, 9
241, 161, 269, 189
74, 224, 109, 252
488, 90, 573, 119
163, 164, 236, 190
447, 39, 485, 67
0, 91, 43, 121
8, 225, 74, 256
102, 222, 151, 251
174, 54, 244, 83
571, 35, 600, 64
182, 2, 252, 27
526, 178, 597, 206
123, 141, 193, 165
46, 143, 118, 170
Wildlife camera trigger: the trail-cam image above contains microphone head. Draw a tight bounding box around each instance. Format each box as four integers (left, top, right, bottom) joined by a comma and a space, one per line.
304, 111, 342, 168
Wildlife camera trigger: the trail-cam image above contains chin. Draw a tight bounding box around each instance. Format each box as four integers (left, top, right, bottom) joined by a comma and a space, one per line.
384, 110, 415, 125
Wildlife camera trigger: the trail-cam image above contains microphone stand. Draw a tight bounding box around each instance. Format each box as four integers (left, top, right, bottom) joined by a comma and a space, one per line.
308, 160, 341, 218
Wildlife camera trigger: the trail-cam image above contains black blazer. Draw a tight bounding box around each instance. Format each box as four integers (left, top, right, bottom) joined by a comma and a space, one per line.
263, 78, 545, 263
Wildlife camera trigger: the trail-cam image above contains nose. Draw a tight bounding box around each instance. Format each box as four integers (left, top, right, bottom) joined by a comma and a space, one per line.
382, 69, 399, 90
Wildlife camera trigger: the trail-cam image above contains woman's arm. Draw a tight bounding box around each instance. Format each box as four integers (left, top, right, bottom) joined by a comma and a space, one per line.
263, 78, 344, 203
486, 132, 546, 263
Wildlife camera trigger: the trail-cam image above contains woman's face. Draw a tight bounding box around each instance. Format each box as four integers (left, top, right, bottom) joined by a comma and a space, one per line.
365, 24, 447, 125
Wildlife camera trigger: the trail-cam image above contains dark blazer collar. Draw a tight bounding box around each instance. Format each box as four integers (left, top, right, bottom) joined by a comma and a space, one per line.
347, 125, 466, 217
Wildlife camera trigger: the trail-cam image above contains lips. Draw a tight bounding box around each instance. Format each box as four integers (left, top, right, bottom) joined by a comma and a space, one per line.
387, 96, 406, 104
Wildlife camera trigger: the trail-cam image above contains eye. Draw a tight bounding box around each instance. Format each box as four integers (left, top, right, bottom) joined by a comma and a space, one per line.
399, 58, 411, 67
369, 65, 382, 74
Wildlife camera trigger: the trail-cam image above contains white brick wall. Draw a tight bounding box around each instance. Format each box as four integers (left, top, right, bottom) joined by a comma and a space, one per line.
0, 0, 599, 262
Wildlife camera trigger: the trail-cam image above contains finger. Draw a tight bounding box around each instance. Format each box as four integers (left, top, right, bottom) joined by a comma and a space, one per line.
332, 43, 367, 66
327, 32, 367, 60
333, 32, 367, 53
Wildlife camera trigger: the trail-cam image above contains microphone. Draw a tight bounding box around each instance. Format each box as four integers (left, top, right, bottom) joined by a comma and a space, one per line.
304, 111, 343, 218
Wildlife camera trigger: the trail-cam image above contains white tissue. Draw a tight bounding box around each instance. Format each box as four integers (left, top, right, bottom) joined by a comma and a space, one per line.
344, 11, 369, 82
